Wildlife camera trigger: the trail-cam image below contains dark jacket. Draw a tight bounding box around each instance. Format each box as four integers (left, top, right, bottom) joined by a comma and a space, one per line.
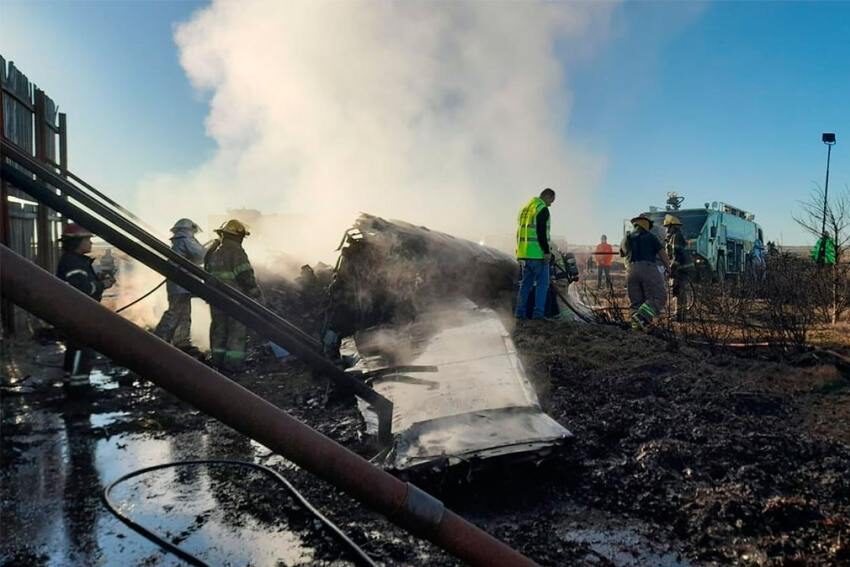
623, 229, 662, 263
666, 229, 694, 273
57, 252, 104, 301
204, 236, 261, 298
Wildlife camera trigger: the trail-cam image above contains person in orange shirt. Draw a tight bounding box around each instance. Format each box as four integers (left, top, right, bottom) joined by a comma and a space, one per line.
595, 234, 614, 288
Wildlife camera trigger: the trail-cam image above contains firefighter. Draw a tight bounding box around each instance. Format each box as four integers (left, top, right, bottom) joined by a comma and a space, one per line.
154, 218, 206, 352
515, 188, 556, 320
663, 214, 695, 321
204, 219, 261, 371
56, 223, 114, 388
620, 214, 671, 331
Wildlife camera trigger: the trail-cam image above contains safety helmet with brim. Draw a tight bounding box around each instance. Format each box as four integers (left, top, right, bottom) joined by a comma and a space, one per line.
630, 214, 653, 231
215, 219, 250, 237
60, 223, 93, 239
663, 214, 682, 227
171, 218, 201, 233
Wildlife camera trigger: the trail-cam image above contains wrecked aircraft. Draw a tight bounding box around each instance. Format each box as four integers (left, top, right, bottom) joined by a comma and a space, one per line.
325, 214, 572, 473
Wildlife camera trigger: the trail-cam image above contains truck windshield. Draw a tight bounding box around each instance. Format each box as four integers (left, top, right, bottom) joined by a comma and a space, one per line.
644, 210, 708, 240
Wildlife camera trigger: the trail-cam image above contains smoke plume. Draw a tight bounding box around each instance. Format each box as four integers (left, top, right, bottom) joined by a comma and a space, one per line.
134, 0, 612, 265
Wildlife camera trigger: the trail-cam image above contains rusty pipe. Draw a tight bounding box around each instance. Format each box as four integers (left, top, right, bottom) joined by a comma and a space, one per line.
0, 245, 537, 567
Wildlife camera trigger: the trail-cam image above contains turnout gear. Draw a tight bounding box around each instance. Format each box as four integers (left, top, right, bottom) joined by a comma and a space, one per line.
666, 227, 694, 321
623, 226, 667, 329
516, 197, 550, 260
156, 219, 207, 348
205, 234, 261, 370
631, 302, 657, 331
215, 219, 250, 238
56, 250, 104, 388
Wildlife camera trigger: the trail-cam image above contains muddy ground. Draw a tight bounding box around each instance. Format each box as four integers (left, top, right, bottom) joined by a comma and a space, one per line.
2, 317, 849, 566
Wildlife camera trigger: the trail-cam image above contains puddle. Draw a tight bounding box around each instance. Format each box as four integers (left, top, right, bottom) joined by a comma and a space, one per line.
89, 369, 119, 391
97, 434, 315, 565
90, 411, 130, 428
560, 527, 690, 566
4, 419, 324, 566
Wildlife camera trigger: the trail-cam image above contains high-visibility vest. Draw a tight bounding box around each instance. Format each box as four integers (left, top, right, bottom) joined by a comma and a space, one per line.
811, 238, 837, 265
516, 197, 549, 260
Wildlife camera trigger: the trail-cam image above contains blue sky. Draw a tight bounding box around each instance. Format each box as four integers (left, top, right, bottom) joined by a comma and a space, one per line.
566, 1, 850, 244
1, 1, 848, 245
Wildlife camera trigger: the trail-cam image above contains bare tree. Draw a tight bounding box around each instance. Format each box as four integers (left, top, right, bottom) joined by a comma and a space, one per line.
793, 184, 850, 324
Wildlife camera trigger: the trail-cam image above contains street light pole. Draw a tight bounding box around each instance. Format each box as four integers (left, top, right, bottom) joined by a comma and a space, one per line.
819, 133, 837, 264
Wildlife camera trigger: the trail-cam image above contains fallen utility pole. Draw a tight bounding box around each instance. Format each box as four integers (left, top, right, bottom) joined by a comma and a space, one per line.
0, 244, 537, 567
0, 139, 393, 443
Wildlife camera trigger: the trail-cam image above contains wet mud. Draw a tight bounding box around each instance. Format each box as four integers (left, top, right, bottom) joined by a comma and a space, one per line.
3, 317, 849, 565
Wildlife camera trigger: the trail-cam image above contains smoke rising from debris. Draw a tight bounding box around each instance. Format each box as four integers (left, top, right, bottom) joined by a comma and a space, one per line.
133, 1, 612, 264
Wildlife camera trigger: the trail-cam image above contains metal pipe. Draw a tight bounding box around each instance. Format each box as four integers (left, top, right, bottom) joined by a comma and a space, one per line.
0, 244, 537, 567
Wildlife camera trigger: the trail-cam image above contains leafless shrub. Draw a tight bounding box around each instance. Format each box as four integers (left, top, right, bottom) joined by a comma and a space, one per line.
759, 253, 819, 349
793, 184, 850, 324
579, 279, 627, 326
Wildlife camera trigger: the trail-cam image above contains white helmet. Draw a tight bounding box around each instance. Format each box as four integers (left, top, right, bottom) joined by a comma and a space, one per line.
171, 218, 201, 233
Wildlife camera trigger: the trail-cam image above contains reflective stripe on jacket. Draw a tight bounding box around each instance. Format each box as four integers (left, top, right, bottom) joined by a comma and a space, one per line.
204, 237, 261, 297
516, 197, 549, 260
56, 252, 104, 301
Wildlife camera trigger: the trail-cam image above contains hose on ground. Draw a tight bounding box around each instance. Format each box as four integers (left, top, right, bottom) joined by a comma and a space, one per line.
114, 280, 167, 313
102, 459, 378, 567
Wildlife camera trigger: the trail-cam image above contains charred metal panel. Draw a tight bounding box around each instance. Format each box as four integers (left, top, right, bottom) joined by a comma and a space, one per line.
348, 300, 571, 472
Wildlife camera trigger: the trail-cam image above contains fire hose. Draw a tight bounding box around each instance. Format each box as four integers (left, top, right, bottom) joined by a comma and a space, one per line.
103, 460, 377, 567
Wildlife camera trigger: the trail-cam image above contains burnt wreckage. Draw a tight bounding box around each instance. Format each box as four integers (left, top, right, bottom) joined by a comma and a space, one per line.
324, 214, 572, 473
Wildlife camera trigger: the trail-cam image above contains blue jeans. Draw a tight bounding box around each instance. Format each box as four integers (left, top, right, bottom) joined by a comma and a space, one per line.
515, 259, 550, 319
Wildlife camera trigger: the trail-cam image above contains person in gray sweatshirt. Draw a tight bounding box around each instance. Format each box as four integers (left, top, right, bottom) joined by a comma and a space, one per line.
154, 218, 206, 350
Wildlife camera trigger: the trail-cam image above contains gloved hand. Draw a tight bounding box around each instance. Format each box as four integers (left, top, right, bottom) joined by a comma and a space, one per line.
99, 272, 116, 289
543, 252, 552, 262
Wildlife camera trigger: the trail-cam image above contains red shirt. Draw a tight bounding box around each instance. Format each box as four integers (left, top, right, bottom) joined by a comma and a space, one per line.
595, 242, 614, 267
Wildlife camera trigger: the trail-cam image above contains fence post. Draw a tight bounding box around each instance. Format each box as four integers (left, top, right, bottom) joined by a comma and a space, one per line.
34, 88, 51, 271
0, 66, 14, 334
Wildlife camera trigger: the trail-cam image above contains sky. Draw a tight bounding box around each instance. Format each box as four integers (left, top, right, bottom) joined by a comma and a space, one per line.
1, 0, 848, 251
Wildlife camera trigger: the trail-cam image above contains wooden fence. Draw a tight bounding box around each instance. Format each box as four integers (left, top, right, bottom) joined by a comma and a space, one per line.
1, 55, 69, 334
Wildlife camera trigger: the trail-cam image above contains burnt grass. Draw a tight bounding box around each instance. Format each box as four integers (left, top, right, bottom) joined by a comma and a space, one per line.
513, 320, 850, 565
4, 313, 850, 566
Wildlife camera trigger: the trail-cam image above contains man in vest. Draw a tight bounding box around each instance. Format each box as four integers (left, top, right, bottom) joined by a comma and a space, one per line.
595, 234, 614, 288
56, 223, 114, 389
621, 214, 671, 331
515, 188, 556, 320
811, 232, 837, 265
155, 218, 206, 353
663, 214, 695, 321
204, 219, 261, 372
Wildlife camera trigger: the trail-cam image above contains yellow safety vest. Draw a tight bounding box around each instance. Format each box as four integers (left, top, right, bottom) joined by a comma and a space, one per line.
516, 197, 549, 260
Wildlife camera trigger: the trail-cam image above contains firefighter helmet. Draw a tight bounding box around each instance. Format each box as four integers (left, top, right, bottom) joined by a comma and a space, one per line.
630, 214, 653, 231
171, 218, 201, 233
60, 223, 93, 239
215, 219, 250, 237
663, 214, 682, 227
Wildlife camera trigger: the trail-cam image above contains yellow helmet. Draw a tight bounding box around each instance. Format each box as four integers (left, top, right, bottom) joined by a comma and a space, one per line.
663, 214, 682, 227
215, 219, 250, 237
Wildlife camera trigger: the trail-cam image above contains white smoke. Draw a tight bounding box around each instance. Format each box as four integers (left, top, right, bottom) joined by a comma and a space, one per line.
136, 1, 613, 264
